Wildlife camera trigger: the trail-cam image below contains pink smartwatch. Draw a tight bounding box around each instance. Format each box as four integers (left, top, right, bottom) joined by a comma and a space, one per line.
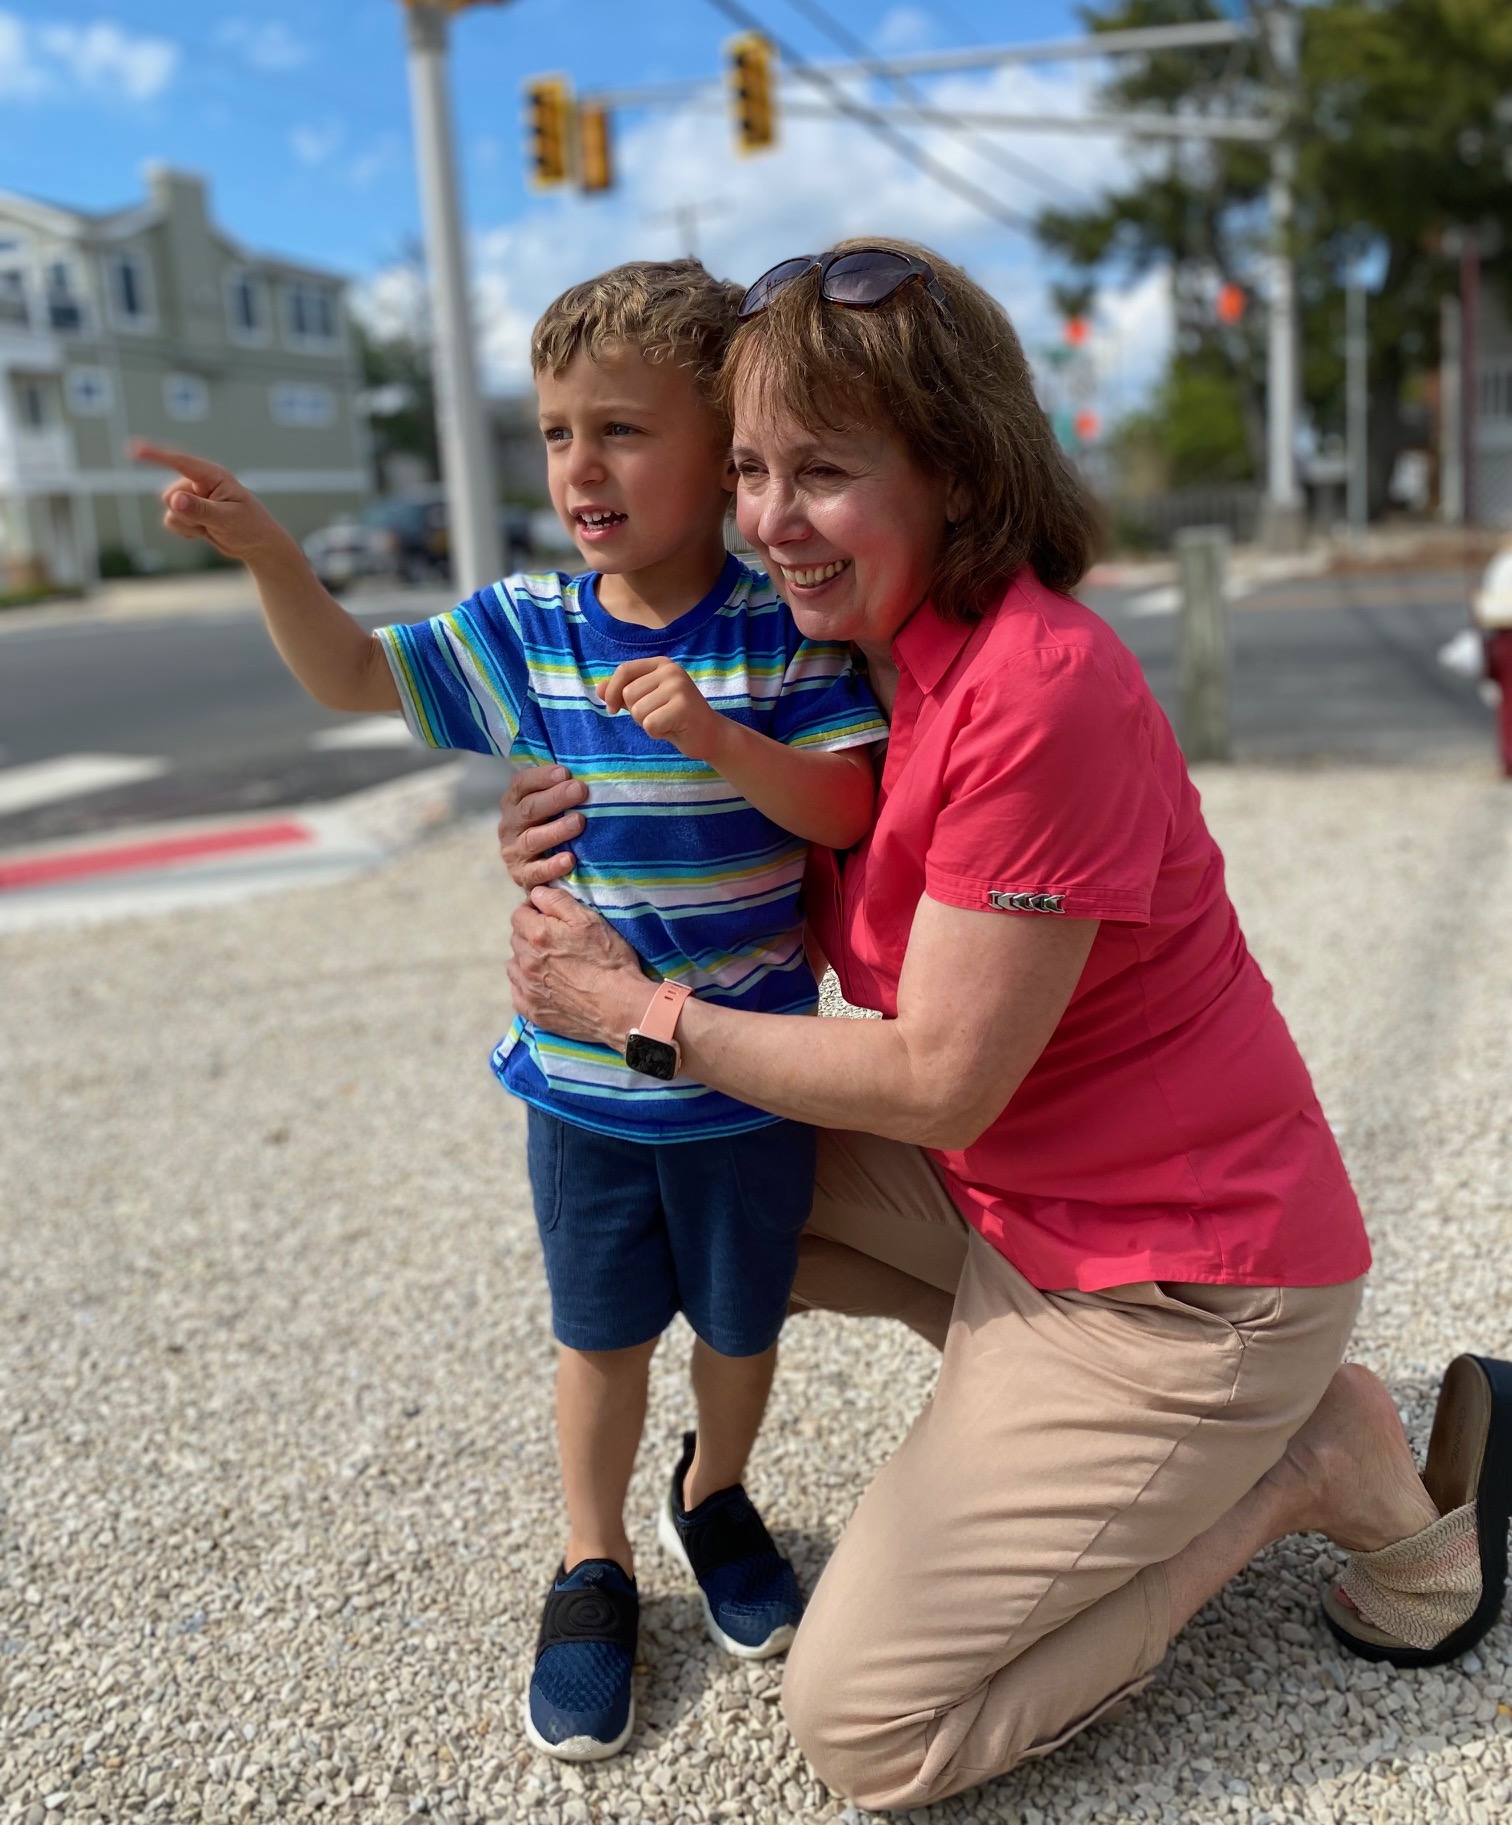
625, 981, 692, 1080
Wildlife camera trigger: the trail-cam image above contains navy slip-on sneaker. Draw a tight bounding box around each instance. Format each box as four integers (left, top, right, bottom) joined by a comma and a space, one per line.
657, 1431, 803, 1659
523, 1558, 638, 1761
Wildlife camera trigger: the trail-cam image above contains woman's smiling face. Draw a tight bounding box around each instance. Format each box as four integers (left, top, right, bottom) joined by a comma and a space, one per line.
732, 388, 959, 655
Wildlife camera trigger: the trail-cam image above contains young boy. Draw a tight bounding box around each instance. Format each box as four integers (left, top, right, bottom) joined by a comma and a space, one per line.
133, 259, 885, 1763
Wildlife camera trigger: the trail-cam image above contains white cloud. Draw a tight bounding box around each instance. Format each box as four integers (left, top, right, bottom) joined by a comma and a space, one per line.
0, 13, 45, 98
874, 8, 938, 55
217, 19, 310, 74
358, 54, 1174, 414
290, 121, 343, 168
36, 21, 178, 103
349, 136, 404, 189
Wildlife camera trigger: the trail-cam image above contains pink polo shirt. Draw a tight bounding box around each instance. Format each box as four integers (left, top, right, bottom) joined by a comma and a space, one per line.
806, 571, 1371, 1292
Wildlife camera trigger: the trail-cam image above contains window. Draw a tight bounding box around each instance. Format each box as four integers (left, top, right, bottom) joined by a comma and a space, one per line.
45, 261, 85, 334
163, 373, 209, 422
1481, 364, 1512, 423
107, 251, 155, 330
270, 381, 335, 428
14, 376, 50, 429
0, 239, 27, 327
283, 279, 338, 347
226, 267, 268, 343
66, 365, 113, 416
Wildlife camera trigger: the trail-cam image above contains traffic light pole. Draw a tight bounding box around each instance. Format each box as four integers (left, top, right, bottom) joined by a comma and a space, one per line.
1262, 6, 1303, 551
403, 2, 502, 593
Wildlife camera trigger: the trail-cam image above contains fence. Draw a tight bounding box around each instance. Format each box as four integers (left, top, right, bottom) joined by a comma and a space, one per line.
1104, 483, 1262, 552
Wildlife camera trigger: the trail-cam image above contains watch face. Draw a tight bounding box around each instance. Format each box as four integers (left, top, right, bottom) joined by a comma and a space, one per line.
625, 1032, 678, 1080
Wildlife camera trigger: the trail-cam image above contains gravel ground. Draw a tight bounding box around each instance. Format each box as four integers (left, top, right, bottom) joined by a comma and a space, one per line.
3, 758, 1512, 1825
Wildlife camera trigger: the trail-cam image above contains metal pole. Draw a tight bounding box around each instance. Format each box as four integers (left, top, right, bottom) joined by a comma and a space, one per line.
1461, 235, 1481, 528
1440, 292, 1463, 524
1176, 526, 1232, 763
403, 2, 502, 593
1264, 6, 1302, 550
1346, 280, 1368, 534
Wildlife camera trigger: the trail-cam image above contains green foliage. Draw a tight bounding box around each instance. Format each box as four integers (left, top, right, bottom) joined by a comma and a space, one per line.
96, 544, 137, 579
1120, 356, 1256, 486
1042, 0, 1512, 500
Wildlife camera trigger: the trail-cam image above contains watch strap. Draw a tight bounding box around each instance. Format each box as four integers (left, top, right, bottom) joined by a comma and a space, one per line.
637, 980, 692, 1044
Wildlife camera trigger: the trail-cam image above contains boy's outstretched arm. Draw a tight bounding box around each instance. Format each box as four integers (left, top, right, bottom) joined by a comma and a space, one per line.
131, 441, 399, 715
600, 658, 875, 850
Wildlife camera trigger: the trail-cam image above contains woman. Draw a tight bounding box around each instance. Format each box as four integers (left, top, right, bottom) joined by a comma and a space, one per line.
501, 241, 1511, 1810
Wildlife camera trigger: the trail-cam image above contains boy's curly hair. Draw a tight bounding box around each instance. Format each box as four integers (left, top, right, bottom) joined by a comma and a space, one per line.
532, 259, 744, 417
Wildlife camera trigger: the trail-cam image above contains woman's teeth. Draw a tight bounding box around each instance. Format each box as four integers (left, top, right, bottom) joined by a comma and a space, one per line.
785, 559, 851, 587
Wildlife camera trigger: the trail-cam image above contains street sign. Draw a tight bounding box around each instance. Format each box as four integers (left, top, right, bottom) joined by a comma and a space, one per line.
728, 32, 777, 153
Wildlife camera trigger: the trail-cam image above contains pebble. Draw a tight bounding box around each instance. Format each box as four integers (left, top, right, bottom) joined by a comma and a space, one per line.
3, 769, 1511, 1823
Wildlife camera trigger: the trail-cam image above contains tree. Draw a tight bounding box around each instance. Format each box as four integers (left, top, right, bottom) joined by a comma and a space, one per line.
350, 245, 440, 495
1038, 0, 1512, 513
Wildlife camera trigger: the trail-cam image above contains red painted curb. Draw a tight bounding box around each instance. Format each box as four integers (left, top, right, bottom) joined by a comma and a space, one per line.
0, 820, 314, 892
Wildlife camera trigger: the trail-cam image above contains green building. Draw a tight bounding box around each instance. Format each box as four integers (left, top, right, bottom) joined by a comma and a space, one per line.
0, 165, 367, 588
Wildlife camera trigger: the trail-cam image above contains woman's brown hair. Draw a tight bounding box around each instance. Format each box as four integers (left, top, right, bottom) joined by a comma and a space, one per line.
721, 237, 1101, 622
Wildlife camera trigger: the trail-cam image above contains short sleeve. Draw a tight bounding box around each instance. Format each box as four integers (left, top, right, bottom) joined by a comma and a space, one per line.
769, 638, 889, 752
925, 648, 1171, 925
376, 583, 526, 758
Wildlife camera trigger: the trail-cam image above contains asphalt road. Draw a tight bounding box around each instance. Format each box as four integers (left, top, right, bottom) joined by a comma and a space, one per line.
0, 569, 1496, 851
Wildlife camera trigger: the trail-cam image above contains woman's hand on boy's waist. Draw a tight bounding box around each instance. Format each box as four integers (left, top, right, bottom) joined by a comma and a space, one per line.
498, 766, 586, 891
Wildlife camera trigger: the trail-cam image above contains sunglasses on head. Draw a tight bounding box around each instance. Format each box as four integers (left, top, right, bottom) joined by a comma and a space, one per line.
739, 247, 955, 328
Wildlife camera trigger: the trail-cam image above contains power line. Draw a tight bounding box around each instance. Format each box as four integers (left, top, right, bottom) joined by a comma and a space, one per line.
777, 0, 1085, 206
698, 0, 1038, 236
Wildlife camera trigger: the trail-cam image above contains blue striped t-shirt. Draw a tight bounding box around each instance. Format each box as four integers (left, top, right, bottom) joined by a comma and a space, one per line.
378, 552, 887, 1142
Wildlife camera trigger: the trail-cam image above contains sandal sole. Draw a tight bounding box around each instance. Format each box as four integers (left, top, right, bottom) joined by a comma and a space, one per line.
1325, 1353, 1512, 1668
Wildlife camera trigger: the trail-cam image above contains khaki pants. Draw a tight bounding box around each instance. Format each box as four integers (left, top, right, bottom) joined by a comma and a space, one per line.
783, 1130, 1363, 1812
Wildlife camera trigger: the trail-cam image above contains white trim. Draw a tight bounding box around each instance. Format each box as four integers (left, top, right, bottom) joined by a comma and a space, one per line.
270, 380, 336, 428
281, 278, 341, 353
104, 249, 158, 335
225, 266, 271, 348
37, 467, 368, 497
162, 372, 209, 423
65, 364, 113, 417
41, 257, 92, 338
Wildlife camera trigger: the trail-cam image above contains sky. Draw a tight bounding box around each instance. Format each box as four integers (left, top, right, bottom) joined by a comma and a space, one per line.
0, 0, 1176, 414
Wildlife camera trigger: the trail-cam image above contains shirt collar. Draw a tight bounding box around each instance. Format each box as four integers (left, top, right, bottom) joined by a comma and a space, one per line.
891, 597, 978, 696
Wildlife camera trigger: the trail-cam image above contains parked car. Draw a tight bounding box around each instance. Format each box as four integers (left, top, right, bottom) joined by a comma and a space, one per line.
304, 492, 535, 591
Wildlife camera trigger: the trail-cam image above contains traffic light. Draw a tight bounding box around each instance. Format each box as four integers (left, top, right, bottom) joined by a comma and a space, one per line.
524, 76, 573, 187
578, 101, 614, 195
728, 32, 776, 154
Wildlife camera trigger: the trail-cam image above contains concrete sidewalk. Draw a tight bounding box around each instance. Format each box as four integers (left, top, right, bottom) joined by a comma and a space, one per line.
3, 761, 1512, 1825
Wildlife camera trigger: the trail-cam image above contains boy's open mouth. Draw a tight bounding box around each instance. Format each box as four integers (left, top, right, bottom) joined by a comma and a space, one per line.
574, 508, 628, 534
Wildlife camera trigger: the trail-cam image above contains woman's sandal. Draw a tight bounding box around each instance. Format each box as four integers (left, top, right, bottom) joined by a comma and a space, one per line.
1322, 1353, 1512, 1668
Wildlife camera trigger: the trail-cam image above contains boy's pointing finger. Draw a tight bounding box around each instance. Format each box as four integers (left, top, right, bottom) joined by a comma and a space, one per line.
130, 438, 228, 489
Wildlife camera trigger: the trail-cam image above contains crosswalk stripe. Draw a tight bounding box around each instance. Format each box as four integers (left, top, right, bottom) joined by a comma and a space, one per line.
309, 717, 414, 751
0, 753, 168, 817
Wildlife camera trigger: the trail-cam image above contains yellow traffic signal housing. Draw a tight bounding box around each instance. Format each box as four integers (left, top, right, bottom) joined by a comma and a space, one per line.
578, 102, 614, 194
524, 75, 573, 187
728, 32, 777, 154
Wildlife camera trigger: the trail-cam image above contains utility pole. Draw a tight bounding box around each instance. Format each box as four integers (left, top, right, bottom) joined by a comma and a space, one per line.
401, 1, 503, 593
1346, 280, 1368, 535
1460, 234, 1481, 527
1440, 293, 1464, 524
1263, 4, 1303, 551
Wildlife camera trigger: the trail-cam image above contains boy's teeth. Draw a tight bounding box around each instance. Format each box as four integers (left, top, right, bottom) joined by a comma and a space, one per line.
786, 559, 850, 586
579, 510, 625, 527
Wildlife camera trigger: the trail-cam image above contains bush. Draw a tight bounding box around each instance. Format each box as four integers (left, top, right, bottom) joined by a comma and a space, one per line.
97, 544, 137, 578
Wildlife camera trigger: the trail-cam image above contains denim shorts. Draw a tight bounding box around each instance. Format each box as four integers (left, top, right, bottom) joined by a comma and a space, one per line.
525, 1108, 818, 1357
